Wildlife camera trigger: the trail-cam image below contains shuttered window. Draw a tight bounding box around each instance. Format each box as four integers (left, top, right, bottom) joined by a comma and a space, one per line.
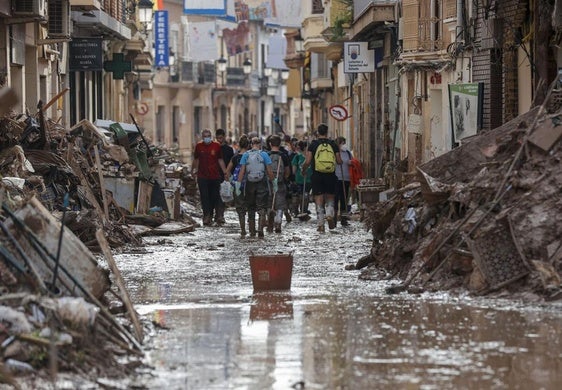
403, 0, 420, 52
444, 0, 457, 19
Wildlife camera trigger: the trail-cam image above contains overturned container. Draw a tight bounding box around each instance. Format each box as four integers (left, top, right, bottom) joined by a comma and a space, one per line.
249, 253, 293, 291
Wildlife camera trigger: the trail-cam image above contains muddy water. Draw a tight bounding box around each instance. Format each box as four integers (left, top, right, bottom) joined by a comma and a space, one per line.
115, 210, 562, 389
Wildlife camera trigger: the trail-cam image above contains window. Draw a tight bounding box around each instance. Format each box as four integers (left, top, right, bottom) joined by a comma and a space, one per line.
311, 52, 329, 79
312, 0, 324, 14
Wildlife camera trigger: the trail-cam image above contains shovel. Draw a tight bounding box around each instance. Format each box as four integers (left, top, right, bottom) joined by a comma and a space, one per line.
297, 173, 311, 221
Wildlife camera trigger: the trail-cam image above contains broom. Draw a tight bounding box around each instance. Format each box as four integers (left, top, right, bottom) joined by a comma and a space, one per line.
297, 171, 311, 221
269, 155, 282, 224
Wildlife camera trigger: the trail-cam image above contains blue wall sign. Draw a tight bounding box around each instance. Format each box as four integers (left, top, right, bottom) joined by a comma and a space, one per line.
154, 10, 169, 67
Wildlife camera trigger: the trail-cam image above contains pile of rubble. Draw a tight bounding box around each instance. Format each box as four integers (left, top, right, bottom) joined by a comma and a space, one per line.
0, 89, 198, 386
360, 102, 562, 300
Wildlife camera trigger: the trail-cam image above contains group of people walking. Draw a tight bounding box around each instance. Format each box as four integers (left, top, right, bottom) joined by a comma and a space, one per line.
191, 124, 358, 238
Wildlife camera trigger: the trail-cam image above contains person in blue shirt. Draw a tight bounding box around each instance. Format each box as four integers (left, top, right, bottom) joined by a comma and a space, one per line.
236, 137, 275, 238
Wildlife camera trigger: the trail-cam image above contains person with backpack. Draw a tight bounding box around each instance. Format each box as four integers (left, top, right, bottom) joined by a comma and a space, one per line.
267, 135, 291, 233
213, 128, 234, 226
334, 136, 352, 227
291, 140, 312, 216
191, 129, 227, 226
236, 137, 275, 238
224, 135, 250, 238
300, 123, 342, 232
349, 155, 364, 205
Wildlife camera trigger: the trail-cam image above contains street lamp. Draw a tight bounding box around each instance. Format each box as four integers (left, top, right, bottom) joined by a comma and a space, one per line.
217, 56, 227, 73
243, 58, 252, 75
138, 0, 154, 25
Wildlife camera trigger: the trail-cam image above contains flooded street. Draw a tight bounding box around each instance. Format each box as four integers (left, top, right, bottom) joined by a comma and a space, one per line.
115, 210, 562, 389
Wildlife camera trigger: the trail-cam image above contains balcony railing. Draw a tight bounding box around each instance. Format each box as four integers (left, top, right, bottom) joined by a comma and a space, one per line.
403, 17, 444, 52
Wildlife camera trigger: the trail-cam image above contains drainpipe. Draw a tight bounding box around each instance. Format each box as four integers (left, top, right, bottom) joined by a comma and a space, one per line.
457, 0, 464, 42
457, 0, 465, 82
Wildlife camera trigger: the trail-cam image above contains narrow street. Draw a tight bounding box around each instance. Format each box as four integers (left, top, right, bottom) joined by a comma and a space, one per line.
114, 209, 562, 389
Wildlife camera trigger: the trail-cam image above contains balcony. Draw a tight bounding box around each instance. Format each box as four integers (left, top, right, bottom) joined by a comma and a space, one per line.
351, 1, 396, 38
403, 17, 445, 53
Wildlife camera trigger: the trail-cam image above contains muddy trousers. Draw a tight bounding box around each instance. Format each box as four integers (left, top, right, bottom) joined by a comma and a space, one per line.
248, 213, 257, 237
245, 179, 269, 238
334, 180, 350, 224
197, 177, 222, 224
268, 209, 284, 233
235, 191, 248, 238
248, 211, 266, 237
238, 213, 246, 237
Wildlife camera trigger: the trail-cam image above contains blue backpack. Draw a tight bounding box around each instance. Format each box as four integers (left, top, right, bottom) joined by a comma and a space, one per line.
231, 154, 245, 189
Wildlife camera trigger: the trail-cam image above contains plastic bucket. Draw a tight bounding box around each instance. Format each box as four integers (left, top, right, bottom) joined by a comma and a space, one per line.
249, 254, 293, 291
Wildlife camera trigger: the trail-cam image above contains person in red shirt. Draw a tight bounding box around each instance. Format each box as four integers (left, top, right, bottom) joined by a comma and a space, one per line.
191, 129, 227, 226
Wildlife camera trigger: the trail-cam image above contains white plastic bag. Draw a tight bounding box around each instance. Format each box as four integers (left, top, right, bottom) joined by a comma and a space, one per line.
220, 180, 234, 203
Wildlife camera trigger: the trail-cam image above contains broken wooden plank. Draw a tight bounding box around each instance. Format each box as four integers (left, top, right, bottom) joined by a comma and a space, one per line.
93, 146, 110, 221
4, 197, 110, 299
67, 157, 107, 225
96, 229, 144, 343
42, 88, 69, 112
136, 180, 152, 214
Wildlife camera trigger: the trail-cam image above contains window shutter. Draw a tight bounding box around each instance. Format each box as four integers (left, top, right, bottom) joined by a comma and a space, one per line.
444, 0, 457, 19
403, 0, 420, 52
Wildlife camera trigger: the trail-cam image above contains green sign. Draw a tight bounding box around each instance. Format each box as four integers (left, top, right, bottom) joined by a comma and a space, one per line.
103, 53, 132, 80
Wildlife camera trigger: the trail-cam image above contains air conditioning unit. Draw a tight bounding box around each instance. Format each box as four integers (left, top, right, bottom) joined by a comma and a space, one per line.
47, 0, 70, 39
13, 0, 47, 17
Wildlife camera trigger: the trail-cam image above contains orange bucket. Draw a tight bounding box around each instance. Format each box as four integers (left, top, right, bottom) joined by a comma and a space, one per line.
249, 254, 293, 291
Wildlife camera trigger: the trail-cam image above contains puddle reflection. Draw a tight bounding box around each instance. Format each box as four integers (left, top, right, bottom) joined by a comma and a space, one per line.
117, 211, 562, 389
249, 292, 294, 322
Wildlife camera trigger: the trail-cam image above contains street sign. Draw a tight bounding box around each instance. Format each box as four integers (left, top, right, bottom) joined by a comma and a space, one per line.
69, 38, 103, 71
329, 105, 349, 121
343, 42, 375, 73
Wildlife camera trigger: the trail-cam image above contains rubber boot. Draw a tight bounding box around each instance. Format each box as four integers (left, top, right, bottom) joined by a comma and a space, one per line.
258, 211, 266, 238
274, 210, 283, 233
249, 218, 256, 237
267, 210, 275, 233
316, 204, 325, 232
238, 213, 247, 238
215, 204, 225, 225
290, 195, 300, 217
304, 193, 311, 214
325, 201, 336, 230
284, 209, 292, 223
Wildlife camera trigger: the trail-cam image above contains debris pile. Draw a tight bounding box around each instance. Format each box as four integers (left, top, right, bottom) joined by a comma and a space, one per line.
0, 88, 198, 386
361, 103, 562, 300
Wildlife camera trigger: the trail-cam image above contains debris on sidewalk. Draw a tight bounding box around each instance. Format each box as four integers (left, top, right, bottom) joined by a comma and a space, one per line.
361, 104, 562, 300
0, 89, 201, 386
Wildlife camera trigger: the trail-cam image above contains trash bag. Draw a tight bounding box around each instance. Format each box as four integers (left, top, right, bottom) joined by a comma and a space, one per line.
220, 181, 234, 203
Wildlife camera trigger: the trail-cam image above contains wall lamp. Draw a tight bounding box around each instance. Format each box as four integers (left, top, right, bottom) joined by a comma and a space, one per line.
137, 0, 154, 25
217, 56, 227, 73
243, 58, 252, 75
